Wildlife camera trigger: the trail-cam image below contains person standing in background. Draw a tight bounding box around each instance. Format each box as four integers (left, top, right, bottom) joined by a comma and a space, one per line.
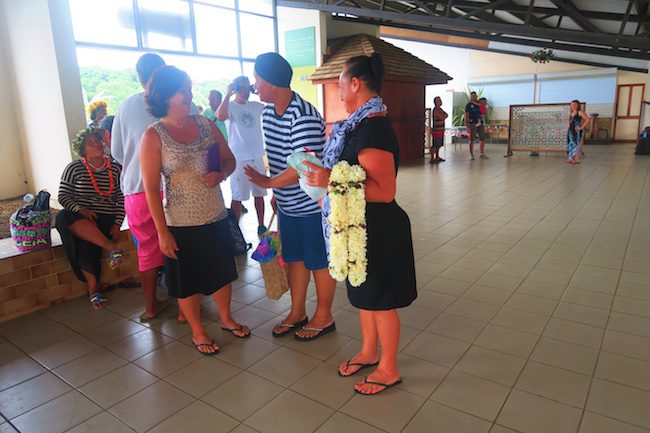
204, 90, 228, 141
430, 96, 447, 164
465, 92, 488, 160
88, 100, 108, 127
567, 99, 589, 165
112, 53, 179, 323
217, 76, 267, 237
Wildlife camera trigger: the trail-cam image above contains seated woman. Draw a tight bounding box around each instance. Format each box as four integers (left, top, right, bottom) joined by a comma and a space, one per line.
56, 126, 125, 310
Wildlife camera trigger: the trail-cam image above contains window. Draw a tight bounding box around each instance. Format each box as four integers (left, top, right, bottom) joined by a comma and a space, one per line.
68, 0, 277, 61
239, 0, 274, 16
194, 4, 239, 57
239, 13, 276, 59
68, 0, 138, 47
70, 0, 277, 120
138, 0, 192, 52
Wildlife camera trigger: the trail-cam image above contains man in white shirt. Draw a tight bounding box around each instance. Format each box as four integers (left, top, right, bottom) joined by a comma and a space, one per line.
111, 53, 187, 322
217, 76, 267, 237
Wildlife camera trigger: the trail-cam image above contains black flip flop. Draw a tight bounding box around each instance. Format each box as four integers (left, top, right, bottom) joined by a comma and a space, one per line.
338, 360, 379, 377
221, 324, 251, 339
272, 317, 308, 338
355, 377, 403, 395
294, 322, 336, 342
193, 340, 220, 356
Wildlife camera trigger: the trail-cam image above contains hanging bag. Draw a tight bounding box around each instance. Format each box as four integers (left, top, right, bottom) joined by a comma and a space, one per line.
253, 212, 289, 300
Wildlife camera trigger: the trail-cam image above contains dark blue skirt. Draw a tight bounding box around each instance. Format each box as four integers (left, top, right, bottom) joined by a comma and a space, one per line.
164, 218, 238, 298
347, 201, 417, 310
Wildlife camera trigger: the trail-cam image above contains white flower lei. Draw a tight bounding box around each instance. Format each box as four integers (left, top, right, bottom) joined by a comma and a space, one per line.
327, 161, 367, 286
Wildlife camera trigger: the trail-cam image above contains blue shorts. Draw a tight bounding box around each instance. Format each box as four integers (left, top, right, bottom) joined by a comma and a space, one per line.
278, 210, 328, 271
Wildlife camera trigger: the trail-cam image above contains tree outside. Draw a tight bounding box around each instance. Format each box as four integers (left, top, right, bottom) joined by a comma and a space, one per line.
80, 66, 231, 121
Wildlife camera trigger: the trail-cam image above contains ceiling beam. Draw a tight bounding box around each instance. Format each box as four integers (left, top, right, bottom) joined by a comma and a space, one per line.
460, 0, 510, 19
278, 0, 650, 50
447, 0, 650, 23
525, 0, 535, 26
619, 0, 635, 34
361, 16, 650, 60
547, 0, 601, 33
635, 1, 650, 35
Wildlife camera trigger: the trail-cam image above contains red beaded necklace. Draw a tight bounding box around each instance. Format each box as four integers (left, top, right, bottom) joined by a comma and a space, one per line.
82, 157, 114, 197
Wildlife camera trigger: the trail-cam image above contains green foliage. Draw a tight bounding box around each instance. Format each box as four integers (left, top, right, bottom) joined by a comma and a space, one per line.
79, 67, 140, 117
451, 86, 493, 126
79, 67, 232, 120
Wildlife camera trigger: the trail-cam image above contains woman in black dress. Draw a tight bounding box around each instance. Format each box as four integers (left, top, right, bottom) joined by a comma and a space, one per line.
303, 54, 417, 395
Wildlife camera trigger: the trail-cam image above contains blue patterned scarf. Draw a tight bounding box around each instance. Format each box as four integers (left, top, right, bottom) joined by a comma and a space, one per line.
321, 96, 387, 254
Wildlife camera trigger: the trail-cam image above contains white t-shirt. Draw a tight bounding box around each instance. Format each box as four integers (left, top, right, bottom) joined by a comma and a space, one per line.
111, 92, 198, 195
227, 100, 265, 161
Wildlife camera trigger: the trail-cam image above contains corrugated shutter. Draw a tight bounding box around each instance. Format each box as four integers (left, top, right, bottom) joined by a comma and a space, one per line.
471, 81, 535, 107
539, 76, 616, 104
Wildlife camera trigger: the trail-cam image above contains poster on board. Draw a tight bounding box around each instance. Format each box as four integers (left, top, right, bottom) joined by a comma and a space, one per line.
285, 27, 318, 108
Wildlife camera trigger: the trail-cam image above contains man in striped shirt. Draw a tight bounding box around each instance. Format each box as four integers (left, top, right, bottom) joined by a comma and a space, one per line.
246, 53, 336, 342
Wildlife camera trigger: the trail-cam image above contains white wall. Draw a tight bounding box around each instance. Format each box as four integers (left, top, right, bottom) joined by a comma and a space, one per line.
0, 4, 28, 199
0, 0, 84, 201
276, 6, 326, 113
326, 14, 379, 40
383, 37, 467, 135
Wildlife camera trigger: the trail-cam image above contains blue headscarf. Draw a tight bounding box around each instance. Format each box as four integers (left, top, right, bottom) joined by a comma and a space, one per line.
321, 96, 387, 254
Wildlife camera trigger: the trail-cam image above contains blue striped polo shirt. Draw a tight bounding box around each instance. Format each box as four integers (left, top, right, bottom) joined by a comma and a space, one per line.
262, 92, 325, 217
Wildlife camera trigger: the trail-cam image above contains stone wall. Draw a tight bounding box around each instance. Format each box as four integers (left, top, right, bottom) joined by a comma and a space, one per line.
0, 230, 138, 323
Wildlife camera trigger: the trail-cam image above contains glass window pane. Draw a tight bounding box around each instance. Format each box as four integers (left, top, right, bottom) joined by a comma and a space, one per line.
194, 4, 238, 57
240, 14, 275, 59
194, 0, 234, 7
68, 0, 137, 47
239, 0, 274, 16
242, 62, 264, 104
138, 0, 192, 52
163, 54, 241, 103
75, 47, 142, 116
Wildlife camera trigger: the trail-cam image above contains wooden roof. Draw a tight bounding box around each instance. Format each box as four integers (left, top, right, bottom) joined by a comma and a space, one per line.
310, 33, 452, 85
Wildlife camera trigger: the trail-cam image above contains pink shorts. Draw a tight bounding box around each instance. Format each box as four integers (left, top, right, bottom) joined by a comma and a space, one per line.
124, 192, 164, 272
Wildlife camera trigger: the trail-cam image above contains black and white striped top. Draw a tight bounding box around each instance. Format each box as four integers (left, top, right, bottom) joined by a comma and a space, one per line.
58, 160, 125, 225
262, 92, 325, 217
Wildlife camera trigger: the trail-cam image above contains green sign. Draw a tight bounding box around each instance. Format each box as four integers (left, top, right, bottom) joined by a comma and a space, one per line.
285, 27, 316, 68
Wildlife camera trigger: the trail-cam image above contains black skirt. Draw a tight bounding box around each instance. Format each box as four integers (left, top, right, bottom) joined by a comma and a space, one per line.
55, 210, 116, 282
347, 201, 417, 310
164, 218, 238, 298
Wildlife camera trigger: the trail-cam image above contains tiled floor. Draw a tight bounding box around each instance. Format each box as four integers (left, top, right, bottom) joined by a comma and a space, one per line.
1, 143, 650, 433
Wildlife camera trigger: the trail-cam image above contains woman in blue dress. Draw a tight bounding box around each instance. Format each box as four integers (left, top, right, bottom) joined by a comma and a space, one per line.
567, 100, 589, 164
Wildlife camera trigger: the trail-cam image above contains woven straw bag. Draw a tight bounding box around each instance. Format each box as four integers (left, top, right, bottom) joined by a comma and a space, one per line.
260, 212, 289, 300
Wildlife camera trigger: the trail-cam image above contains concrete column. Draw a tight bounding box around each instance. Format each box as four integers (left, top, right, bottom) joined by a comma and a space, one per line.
0, 0, 85, 201
0, 4, 28, 199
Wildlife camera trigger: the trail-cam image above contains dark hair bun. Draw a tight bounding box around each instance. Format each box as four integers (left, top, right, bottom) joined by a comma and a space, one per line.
345, 53, 385, 93
369, 53, 385, 81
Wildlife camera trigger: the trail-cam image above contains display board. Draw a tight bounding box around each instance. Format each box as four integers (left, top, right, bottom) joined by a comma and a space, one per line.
507, 102, 586, 156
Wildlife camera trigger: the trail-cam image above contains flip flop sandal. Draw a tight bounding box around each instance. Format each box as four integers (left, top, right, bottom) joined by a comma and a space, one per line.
138, 301, 171, 323
221, 324, 251, 339
88, 292, 109, 310
272, 317, 308, 338
294, 322, 336, 342
193, 340, 220, 356
108, 249, 124, 270
338, 360, 379, 377
355, 377, 403, 396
